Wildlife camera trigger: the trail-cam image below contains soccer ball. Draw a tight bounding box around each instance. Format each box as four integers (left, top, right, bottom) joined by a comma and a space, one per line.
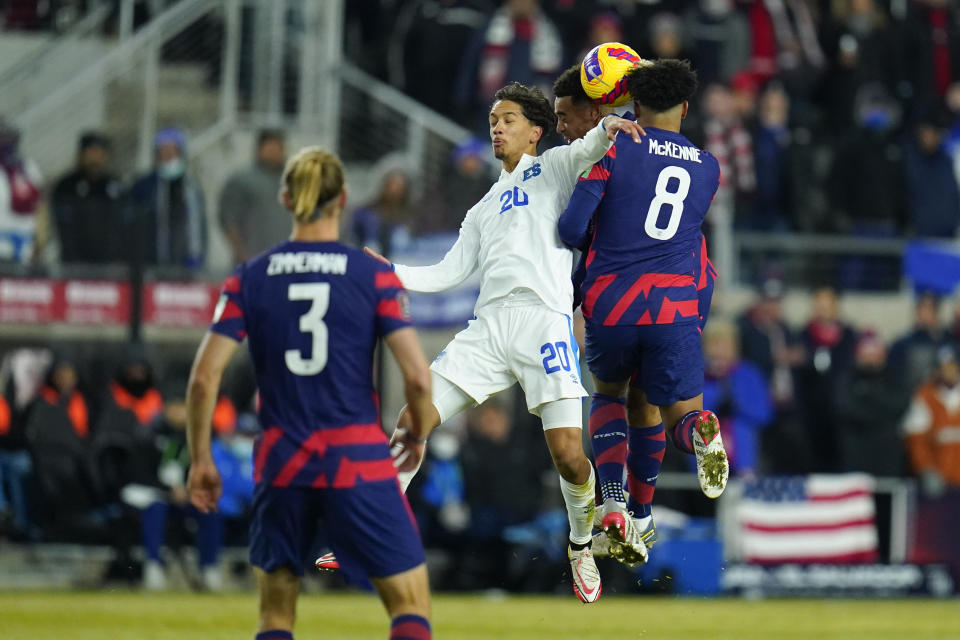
580, 42, 645, 107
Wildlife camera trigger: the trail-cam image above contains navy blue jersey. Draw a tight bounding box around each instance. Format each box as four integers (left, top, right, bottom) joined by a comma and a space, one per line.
559, 127, 720, 326
210, 240, 411, 488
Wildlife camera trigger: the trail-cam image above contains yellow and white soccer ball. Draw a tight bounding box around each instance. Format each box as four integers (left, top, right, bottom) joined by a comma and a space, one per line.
579, 42, 647, 107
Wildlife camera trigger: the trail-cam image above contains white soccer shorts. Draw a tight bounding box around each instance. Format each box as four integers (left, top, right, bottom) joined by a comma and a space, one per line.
430, 302, 587, 419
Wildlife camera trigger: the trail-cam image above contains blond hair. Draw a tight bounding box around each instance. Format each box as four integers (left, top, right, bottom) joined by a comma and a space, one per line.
279, 146, 344, 223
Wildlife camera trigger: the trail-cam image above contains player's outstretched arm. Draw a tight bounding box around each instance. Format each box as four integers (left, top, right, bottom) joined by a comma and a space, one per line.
186, 331, 239, 513
384, 327, 433, 472
379, 208, 481, 293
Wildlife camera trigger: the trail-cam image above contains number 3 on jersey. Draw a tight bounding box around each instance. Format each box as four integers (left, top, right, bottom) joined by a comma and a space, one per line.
285, 282, 329, 375
645, 166, 691, 241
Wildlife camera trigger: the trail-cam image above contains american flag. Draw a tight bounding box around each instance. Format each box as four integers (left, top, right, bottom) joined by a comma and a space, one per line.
735, 474, 879, 564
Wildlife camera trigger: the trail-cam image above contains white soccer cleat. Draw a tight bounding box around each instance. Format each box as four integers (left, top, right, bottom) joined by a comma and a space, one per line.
568, 544, 602, 603
691, 410, 729, 499
599, 499, 648, 567
315, 552, 340, 572
590, 531, 613, 558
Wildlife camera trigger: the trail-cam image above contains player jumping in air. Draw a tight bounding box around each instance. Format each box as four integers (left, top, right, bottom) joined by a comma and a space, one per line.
557, 59, 729, 566
185, 147, 436, 640
363, 82, 645, 603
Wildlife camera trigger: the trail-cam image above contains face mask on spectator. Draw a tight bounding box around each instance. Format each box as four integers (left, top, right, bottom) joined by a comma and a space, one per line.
158, 157, 185, 180
861, 108, 891, 131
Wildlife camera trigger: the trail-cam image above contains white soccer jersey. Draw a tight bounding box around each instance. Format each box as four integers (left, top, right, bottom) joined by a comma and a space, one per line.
394, 120, 613, 316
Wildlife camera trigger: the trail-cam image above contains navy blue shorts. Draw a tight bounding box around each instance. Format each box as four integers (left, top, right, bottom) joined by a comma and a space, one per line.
249, 479, 425, 585
585, 321, 704, 406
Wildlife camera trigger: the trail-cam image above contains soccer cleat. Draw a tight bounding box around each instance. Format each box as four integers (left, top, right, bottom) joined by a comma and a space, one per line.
314, 553, 340, 572
692, 410, 729, 499
568, 544, 602, 603
637, 518, 657, 548
590, 531, 613, 558
599, 499, 648, 567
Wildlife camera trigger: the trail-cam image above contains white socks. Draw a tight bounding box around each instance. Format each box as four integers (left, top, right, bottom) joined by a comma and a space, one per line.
560, 466, 596, 545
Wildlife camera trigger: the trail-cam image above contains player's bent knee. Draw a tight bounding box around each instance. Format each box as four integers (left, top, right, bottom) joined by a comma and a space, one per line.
371, 563, 431, 619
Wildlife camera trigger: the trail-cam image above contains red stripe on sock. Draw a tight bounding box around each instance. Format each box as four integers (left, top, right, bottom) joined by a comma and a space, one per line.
595, 441, 627, 467
588, 402, 625, 435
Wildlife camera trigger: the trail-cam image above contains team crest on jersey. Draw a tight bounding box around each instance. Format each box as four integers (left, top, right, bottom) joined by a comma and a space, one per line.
522, 163, 541, 181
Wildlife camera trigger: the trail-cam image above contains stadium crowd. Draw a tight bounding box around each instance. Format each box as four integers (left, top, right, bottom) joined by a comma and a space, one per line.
1, 0, 960, 268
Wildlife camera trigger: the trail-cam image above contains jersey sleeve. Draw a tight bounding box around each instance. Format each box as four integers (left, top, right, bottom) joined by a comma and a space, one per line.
374, 265, 413, 337
393, 206, 480, 292
557, 146, 615, 249
543, 118, 613, 190
209, 269, 247, 342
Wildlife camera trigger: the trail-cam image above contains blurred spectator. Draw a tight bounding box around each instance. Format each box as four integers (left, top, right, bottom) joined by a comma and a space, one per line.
902, 344, 960, 497
701, 83, 756, 226
888, 292, 949, 395
454, 0, 563, 132
644, 12, 692, 61
749, 81, 794, 231
139, 377, 226, 591
901, 0, 960, 113
738, 277, 802, 409
730, 70, 760, 122
828, 85, 905, 288
128, 128, 207, 271
417, 138, 493, 234
796, 286, 857, 473
408, 429, 468, 553
349, 159, 416, 258
218, 129, 288, 265
388, 0, 493, 118
702, 320, 773, 477
903, 114, 960, 238
454, 401, 550, 589
747, 0, 826, 95
943, 82, 960, 182
51, 132, 126, 265
102, 349, 163, 429
0, 385, 28, 538
835, 331, 907, 476
820, 0, 901, 134
0, 348, 51, 537
39, 357, 89, 439
574, 11, 623, 65
684, 0, 750, 89
0, 116, 45, 264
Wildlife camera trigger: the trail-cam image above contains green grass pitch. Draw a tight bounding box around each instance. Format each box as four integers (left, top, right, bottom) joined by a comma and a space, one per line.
2, 591, 959, 640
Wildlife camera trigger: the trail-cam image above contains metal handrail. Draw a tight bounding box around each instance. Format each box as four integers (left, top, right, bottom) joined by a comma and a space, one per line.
338, 60, 477, 147
736, 232, 908, 256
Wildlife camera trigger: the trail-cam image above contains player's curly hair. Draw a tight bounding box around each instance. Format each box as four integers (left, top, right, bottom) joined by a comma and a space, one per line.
552, 65, 592, 106
493, 82, 558, 137
279, 146, 344, 223
625, 59, 698, 113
